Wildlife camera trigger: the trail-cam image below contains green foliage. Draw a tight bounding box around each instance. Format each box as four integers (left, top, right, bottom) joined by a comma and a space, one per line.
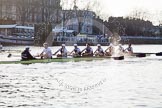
105, 16, 156, 36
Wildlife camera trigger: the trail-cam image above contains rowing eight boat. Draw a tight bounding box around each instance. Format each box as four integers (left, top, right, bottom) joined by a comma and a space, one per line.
0, 56, 117, 64
0, 56, 114, 64
1, 52, 161, 64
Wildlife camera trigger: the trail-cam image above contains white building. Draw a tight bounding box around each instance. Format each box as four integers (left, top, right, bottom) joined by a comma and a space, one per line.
61, 10, 95, 34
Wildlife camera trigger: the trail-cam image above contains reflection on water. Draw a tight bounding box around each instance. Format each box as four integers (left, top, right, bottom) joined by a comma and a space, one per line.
0, 45, 162, 108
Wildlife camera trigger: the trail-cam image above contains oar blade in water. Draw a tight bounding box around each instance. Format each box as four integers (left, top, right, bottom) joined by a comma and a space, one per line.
7, 53, 12, 58
113, 56, 124, 60
136, 53, 146, 57
156, 52, 162, 56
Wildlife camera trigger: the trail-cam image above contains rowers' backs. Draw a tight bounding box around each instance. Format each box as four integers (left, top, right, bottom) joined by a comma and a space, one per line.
21, 43, 134, 60
70, 44, 81, 57
94, 44, 104, 56
81, 43, 93, 57
40, 43, 53, 59
42, 43, 133, 58
53, 44, 68, 57
124, 43, 133, 54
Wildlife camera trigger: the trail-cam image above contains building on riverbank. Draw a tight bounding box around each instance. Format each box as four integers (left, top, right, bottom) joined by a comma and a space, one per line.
0, 0, 61, 25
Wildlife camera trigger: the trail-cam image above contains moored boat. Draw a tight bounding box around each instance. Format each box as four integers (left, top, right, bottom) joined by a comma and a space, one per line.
0, 24, 34, 45
0, 35, 34, 45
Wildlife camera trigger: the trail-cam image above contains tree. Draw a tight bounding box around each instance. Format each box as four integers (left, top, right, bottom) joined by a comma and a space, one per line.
128, 8, 150, 21
16, 0, 38, 25
16, 0, 61, 24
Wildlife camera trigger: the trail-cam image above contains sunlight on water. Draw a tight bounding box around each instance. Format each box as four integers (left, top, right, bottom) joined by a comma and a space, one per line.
0, 45, 162, 108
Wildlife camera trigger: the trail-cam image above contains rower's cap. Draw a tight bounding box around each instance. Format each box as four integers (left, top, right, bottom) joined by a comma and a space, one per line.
25, 46, 30, 49
43, 43, 48, 45
74, 44, 77, 46
109, 43, 113, 46
97, 44, 101, 47
62, 44, 65, 47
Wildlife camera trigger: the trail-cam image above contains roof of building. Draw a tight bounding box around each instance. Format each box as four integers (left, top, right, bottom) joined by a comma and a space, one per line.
0, 24, 17, 28
0, 24, 34, 30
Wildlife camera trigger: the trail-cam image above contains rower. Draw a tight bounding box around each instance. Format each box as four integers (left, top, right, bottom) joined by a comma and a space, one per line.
53, 44, 68, 57
70, 44, 81, 57
125, 43, 133, 54
118, 44, 125, 55
81, 43, 93, 57
21, 46, 35, 60
94, 44, 104, 57
105, 43, 114, 56
40, 43, 52, 59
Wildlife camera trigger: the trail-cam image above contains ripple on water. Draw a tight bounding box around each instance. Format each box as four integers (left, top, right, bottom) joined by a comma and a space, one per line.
135, 105, 148, 107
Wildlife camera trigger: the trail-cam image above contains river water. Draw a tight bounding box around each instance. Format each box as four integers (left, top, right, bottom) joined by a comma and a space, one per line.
0, 45, 162, 108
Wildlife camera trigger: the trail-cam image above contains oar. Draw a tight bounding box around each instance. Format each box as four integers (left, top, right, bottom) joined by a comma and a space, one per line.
7, 53, 21, 58
112, 56, 124, 60
7, 53, 40, 58
134, 52, 162, 56
134, 53, 147, 57
7, 53, 12, 57
2, 49, 22, 52
156, 52, 162, 56
53, 51, 73, 57
134, 52, 156, 55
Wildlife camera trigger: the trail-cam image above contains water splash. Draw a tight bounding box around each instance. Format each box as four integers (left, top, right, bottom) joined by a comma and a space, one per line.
109, 32, 121, 46
109, 32, 122, 57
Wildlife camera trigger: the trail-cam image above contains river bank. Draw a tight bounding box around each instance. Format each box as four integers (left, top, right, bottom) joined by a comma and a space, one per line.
53, 36, 162, 46
121, 36, 162, 44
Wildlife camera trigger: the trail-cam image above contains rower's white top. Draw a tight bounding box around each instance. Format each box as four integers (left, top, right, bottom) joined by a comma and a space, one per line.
42, 48, 52, 58
58, 48, 68, 54
97, 48, 104, 53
